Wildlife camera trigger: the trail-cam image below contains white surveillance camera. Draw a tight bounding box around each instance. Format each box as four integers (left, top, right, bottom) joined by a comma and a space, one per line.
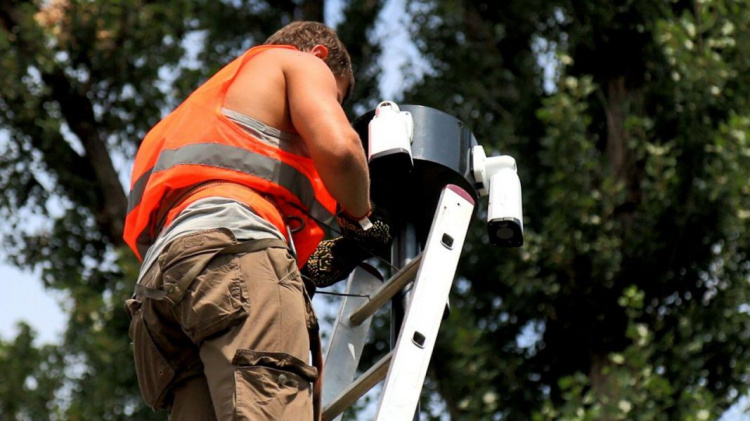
368, 101, 414, 171
471, 145, 524, 247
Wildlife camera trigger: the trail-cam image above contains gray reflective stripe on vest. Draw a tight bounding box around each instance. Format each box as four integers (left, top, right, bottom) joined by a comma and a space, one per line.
221, 108, 310, 158
127, 168, 152, 213
128, 143, 335, 255
127, 112, 305, 216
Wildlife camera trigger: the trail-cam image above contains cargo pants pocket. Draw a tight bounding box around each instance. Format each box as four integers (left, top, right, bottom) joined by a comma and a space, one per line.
125, 298, 176, 410
170, 253, 250, 344
157, 229, 251, 344
232, 350, 318, 420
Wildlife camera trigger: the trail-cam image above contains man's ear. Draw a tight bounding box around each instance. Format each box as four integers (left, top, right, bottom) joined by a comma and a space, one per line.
311, 44, 329, 60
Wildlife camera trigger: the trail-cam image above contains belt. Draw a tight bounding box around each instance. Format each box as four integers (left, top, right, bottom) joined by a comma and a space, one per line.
135, 238, 288, 301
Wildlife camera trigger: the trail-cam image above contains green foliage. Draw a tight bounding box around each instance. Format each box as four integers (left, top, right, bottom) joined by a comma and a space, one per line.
534, 286, 721, 421
402, 0, 750, 419
0, 324, 65, 420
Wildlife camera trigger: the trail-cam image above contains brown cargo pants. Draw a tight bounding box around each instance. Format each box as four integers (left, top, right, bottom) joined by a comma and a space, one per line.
125, 228, 319, 420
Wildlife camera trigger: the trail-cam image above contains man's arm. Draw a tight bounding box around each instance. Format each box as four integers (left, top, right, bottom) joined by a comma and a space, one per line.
284, 52, 371, 218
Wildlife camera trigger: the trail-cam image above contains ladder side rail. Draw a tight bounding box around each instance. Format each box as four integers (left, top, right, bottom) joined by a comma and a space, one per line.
322, 265, 384, 420
375, 185, 475, 421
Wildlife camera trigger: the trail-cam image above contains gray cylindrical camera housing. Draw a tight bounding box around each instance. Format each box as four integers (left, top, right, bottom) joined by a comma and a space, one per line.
353, 105, 478, 245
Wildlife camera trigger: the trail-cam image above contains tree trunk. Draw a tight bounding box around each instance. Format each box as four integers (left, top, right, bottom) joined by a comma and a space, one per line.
42, 69, 128, 244
604, 75, 629, 183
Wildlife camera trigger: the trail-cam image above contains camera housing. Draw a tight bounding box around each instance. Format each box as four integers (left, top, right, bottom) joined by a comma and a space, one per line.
368, 101, 414, 174
471, 145, 524, 247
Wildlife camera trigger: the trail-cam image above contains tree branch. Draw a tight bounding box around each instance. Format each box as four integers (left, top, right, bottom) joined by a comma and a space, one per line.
40, 68, 127, 244
0, 0, 127, 245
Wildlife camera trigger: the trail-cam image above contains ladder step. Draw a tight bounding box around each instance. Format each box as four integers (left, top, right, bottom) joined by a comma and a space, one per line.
349, 254, 422, 326
323, 351, 393, 421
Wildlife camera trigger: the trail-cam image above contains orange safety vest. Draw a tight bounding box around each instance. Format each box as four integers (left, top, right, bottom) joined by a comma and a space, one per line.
123, 45, 337, 267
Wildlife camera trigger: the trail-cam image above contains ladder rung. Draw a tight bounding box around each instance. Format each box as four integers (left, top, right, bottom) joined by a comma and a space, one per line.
348, 254, 423, 326
322, 351, 393, 421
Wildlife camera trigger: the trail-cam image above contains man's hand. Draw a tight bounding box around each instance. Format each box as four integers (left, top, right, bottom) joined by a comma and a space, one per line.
336, 211, 393, 258
301, 213, 392, 295
301, 236, 368, 295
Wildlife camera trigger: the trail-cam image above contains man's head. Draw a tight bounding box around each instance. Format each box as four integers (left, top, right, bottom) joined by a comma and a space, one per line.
264, 21, 355, 103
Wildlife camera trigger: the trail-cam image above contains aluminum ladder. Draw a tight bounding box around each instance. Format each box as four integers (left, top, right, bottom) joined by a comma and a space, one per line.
321, 184, 476, 420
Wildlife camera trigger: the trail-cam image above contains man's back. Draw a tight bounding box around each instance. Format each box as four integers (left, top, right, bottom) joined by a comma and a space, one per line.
223, 48, 296, 134
225, 46, 371, 219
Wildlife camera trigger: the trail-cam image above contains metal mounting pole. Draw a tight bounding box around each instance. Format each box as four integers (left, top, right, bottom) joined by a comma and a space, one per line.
391, 223, 421, 420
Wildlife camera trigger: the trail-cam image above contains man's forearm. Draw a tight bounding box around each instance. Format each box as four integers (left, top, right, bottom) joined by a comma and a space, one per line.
315, 147, 371, 217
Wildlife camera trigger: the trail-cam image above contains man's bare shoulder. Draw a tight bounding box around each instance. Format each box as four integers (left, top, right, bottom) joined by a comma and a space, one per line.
224, 46, 339, 134
251, 47, 308, 64
254, 47, 334, 76
224, 48, 314, 133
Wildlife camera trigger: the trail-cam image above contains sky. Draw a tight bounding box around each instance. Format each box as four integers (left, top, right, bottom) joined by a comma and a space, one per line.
0, 262, 66, 344
0, 0, 748, 418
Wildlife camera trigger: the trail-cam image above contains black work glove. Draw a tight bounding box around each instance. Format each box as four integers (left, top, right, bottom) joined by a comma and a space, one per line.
301, 236, 369, 296
301, 210, 393, 296
336, 211, 393, 258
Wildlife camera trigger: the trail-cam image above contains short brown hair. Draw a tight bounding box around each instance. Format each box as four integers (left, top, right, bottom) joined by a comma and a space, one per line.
265, 21, 355, 102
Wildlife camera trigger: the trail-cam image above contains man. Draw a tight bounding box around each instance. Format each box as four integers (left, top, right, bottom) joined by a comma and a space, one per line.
123, 21, 391, 420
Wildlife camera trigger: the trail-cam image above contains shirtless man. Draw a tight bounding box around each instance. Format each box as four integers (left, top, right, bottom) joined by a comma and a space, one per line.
123, 21, 391, 420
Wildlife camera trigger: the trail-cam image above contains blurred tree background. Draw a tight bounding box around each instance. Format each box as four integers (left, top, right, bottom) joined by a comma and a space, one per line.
0, 0, 748, 420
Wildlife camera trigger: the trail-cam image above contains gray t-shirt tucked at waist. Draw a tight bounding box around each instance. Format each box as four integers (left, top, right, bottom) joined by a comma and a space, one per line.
137, 197, 286, 282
